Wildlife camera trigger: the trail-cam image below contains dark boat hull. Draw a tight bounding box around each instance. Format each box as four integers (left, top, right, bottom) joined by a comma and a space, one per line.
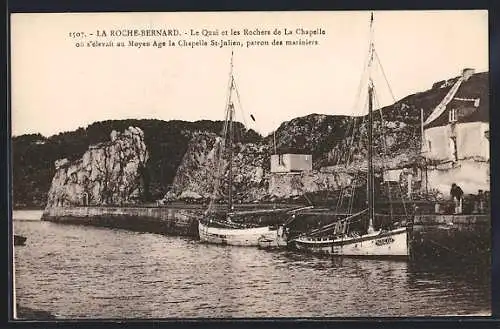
14, 235, 27, 246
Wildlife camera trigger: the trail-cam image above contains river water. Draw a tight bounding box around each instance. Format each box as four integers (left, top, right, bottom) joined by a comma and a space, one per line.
13, 211, 490, 318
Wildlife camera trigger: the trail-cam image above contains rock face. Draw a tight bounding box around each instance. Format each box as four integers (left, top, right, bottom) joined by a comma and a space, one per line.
45, 127, 148, 208
164, 132, 357, 204
164, 132, 270, 203
268, 170, 353, 200
13, 72, 487, 207
164, 73, 489, 203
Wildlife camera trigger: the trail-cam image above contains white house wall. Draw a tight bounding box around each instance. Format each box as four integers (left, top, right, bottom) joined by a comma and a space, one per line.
270, 154, 313, 173
456, 122, 489, 160
426, 160, 490, 197
424, 125, 454, 162
270, 154, 288, 173
423, 121, 489, 162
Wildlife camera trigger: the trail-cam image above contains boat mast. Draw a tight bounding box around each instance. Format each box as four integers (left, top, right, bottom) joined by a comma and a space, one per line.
420, 108, 429, 194
367, 12, 375, 233
273, 129, 277, 154
227, 51, 235, 212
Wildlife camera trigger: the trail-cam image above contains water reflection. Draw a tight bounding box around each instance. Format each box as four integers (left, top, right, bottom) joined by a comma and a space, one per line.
276, 251, 490, 316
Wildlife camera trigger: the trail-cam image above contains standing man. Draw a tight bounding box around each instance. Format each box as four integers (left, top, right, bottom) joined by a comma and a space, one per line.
450, 183, 464, 214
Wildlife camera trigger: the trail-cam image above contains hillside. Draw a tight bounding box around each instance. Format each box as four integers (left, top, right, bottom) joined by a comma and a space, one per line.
45, 127, 149, 208
12, 119, 260, 207
267, 71, 488, 169
12, 71, 488, 207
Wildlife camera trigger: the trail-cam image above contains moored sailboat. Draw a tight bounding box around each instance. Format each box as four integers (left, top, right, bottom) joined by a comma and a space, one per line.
289, 13, 412, 258
198, 51, 298, 246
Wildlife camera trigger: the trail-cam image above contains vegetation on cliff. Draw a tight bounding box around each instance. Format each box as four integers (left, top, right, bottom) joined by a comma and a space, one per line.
12, 119, 259, 207
45, 127, 149, 208
267, 72, 488, 169
12, 72, 488, 207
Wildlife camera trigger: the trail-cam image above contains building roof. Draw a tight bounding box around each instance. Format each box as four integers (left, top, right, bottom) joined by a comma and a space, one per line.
424, 72, 488, 129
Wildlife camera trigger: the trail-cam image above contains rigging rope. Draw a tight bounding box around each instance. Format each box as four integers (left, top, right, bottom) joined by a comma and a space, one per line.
373, 42, 410, 220
335, 114, 363, 215
374, 49, 397, 103
207, 61, 235, 214
207, 62, 255, 214
298, 209, 368, 237
333, 44, 372, 214
351, 38, 372, 116
373, 84, 409, 219
372, 85, 396, 221
232, 75, 249, 129
347, 103, 368, 215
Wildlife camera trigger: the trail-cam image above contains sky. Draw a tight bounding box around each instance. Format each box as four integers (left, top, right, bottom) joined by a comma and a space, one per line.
11, 10, 488, 137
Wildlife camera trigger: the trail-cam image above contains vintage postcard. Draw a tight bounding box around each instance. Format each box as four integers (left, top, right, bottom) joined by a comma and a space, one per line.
11, 10, 490, 319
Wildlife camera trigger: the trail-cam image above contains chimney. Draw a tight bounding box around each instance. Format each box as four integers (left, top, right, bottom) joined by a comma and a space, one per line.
462, 68, 475, 81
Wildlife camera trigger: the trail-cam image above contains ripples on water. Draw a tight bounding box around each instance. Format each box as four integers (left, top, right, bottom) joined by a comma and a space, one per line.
14, 213, 490, 318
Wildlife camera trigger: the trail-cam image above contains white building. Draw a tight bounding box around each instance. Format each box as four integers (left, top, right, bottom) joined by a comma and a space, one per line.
422, 68, 489, 197
270, 154, 312, 173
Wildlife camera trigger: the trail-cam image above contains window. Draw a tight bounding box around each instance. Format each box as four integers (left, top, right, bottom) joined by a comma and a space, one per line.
428, 140, 432, 152
449, 108, 457, 123
278, 154, 284, 165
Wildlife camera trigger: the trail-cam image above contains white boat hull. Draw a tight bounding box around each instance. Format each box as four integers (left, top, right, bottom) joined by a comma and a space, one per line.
198, 222, 278, 246
291, 227, 408, 258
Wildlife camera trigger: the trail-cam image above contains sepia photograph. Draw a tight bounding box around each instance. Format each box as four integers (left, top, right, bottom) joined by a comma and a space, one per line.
10, 10, 490, 319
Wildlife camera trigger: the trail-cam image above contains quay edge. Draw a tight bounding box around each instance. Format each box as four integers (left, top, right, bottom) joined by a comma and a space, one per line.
40, 206, 491, 263
409, 214, 490, 263
41, 206, 201, 238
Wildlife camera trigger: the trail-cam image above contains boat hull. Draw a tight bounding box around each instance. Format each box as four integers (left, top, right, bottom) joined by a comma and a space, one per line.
257, 226, 288, 250
291, 227, 408, 258
257, 237, 288, 250
198, 222, 278, 246
14, 235, 27, 246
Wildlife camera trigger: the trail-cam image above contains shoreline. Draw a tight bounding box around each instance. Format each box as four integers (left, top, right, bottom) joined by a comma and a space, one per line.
39, 203, 304, 238
39, 205, 491, 263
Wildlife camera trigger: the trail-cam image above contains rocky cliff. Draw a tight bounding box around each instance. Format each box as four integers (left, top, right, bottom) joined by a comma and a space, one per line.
161, 121, 397, 205
13, 72, 487, 207
164, 72, 487, 203
164, 132, 270, 203
268, 169, 353, 200
45, 127, 148, 208
13, 119, 258, 207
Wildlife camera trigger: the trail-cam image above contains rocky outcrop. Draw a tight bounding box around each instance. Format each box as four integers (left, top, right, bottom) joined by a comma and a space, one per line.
45, 127, 148, 208
268, 170, 353, 200
13, 72, 487, 207
164, 132, 270, 203
162, 107, 423, 203
162, 69, 487, 203
164, 132, 360, 204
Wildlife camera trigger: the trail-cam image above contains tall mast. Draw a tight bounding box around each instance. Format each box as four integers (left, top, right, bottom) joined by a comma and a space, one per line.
273, 129, 277, 154
420, 108, 429, 194
367, 12, 375, 233
227, 51, 235, 212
